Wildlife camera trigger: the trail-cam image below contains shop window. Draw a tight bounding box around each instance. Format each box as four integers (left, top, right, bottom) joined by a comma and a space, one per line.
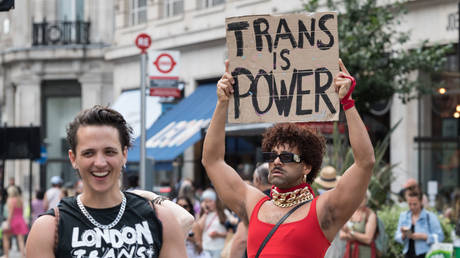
417, 52, 460, 199
130, 0, 147, 25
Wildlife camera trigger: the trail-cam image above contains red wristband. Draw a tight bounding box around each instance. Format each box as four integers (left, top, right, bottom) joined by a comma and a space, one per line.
339, 74, 356, 111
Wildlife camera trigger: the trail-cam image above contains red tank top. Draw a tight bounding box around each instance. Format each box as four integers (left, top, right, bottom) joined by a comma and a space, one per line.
247, 196, 330, 258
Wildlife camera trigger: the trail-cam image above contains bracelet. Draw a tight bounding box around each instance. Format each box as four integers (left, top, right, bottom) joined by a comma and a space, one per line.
339, 74, 356, 111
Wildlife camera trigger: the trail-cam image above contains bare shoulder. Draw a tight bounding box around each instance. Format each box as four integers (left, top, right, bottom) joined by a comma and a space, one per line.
26, 215, 56, 258
155, 204, 187, 257
242, 186, 268, 224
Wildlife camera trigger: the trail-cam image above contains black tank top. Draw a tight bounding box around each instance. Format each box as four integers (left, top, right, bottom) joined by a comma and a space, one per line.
44, 192, 162, 258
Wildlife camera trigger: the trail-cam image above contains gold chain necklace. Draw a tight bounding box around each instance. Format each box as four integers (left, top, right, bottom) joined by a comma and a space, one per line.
271, 185, 314, 208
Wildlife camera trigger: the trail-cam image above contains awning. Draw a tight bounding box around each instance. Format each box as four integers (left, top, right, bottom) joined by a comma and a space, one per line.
111, 89, 162, 139
128, 84, 217, 162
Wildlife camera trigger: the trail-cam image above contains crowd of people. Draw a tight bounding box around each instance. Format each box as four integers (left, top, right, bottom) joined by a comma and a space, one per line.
0, 58, 456, 258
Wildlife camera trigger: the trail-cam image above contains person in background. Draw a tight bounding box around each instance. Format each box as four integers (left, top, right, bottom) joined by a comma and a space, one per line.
443, 188, 460, 224
2, 177, 22, 212
315, 166, 346, 258
126, 174, 140, 191
3, 187, 28, 258
340, 190, 377, 258
31, 189, 45, 225
402, 178, 429, 208
395, 189, 444, 258
314, 166, 341, 195
178, 179, 201, 216
43, 175, 63, 210
230, 163, 271, 258
177, 196, 211, 258
193, 188, 228, 258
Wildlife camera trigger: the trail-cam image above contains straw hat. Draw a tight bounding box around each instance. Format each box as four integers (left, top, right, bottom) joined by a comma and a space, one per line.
315, 166, 340, 190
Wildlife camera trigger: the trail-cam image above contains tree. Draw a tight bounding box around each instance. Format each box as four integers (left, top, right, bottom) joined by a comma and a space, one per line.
305, 0, 452, 111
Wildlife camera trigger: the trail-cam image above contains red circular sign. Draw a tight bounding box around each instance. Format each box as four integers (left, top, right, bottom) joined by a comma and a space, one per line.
135, 33, 151, 53
153, 53, 177, 74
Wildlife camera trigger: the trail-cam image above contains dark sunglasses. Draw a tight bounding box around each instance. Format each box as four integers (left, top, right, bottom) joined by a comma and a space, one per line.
262, 151, 301, 163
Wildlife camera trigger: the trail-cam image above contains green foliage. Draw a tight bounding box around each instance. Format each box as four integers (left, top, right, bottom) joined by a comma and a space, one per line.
378, 205, 405, 258
378, 205, 455, 258
323, 120, 400, 210
304, 0, 452, 110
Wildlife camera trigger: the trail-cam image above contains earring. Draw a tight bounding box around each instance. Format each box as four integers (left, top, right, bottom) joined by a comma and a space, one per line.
303, 174, 307, 183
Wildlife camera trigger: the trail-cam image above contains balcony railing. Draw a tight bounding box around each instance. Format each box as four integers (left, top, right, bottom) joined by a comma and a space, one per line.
32, 19, 90, 46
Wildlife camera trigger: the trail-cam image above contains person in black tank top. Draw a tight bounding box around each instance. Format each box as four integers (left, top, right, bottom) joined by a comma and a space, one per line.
26, 106, 187, 258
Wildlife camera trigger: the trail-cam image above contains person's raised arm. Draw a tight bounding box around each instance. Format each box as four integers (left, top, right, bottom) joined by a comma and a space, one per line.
201, 61, 263, 223
318, 59, 375, 240
26, 215, 56, 258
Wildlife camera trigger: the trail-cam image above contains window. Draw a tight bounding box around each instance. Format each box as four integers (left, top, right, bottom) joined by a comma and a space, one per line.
164, 0, 184, 18
42, 80, 81, 189
197, 0, 225, 9
416, 52, 460, 198
58, 0, 84, 20
130, 0, 147, 25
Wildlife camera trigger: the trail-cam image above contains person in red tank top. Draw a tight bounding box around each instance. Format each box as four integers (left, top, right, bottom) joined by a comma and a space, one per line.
202, 59, 375, 258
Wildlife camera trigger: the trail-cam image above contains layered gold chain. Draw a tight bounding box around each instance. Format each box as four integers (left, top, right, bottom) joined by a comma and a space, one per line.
271, 186, 314, 208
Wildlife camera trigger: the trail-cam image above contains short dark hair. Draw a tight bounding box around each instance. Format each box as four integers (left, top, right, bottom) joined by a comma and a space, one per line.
66, 105, 133, 154
261, 123, 325, 184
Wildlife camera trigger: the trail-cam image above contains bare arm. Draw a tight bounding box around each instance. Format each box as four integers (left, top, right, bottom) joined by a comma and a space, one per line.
156, 204, 187, 258
6, 198, 13, 225
26, 215, 56, 258
192, 215, 205, 253
43, 194, 49, 211
201, 60, 263, 222
229, 221, 248, 258
131, 189, 194, 238
352, 211, 377, 245
317, 59, 375, 241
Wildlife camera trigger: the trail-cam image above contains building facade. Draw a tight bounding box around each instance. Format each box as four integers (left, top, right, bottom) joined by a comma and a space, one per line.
0, 0, 115, 195
390, 0, 458, 203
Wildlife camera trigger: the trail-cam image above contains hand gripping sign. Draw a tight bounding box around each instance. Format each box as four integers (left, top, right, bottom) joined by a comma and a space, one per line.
226, 13, 340, 123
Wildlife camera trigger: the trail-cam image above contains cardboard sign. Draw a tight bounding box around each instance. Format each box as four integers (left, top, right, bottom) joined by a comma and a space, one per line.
226, 12, 340, 123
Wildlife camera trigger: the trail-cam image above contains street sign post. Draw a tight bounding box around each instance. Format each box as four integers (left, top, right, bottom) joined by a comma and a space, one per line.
135, 33, 151, 190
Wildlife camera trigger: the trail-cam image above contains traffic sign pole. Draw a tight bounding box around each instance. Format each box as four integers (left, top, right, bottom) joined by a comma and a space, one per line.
135, 33, 151, 190
140, 52, 146, 190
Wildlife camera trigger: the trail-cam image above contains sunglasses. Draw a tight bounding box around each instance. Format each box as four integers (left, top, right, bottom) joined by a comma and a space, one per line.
262, 151, 302, 163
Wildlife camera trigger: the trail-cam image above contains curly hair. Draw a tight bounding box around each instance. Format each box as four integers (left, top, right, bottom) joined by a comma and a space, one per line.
66, 105, 133, 154
261, 123, 325, 184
